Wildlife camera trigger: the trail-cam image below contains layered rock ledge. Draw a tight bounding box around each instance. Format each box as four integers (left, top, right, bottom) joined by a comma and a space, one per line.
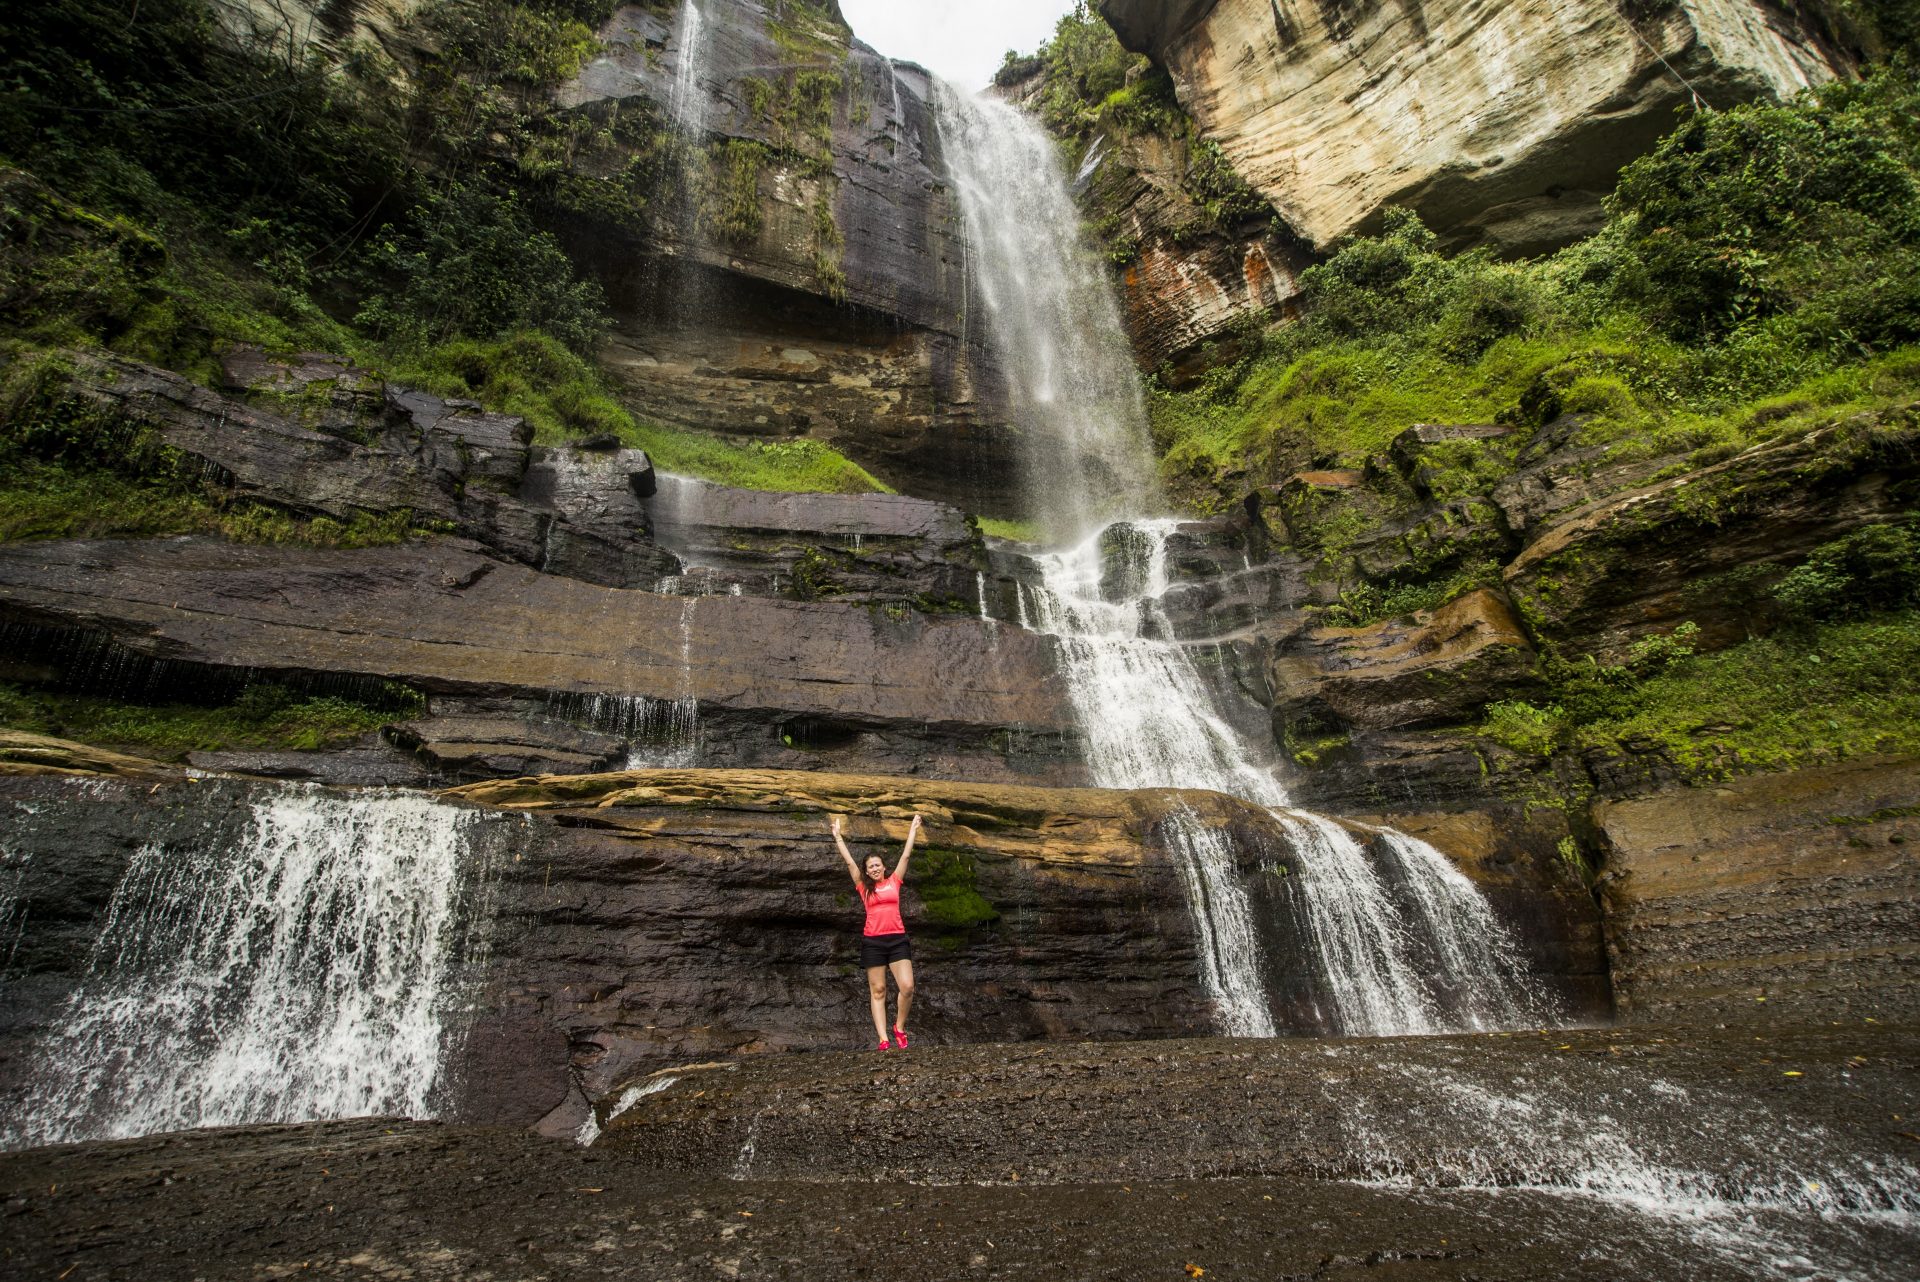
1106, 0, 1849, 253
0, 537, 1077, 783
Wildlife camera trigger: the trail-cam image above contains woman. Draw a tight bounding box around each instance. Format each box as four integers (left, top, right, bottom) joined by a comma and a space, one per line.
830, 811, 921, 1051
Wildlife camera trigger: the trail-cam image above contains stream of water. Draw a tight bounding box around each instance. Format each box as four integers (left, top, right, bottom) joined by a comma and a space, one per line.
3, 789, 493, 1148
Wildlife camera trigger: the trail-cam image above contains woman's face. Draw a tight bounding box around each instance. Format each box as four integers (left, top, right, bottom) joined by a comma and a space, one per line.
865, 857, 887, 881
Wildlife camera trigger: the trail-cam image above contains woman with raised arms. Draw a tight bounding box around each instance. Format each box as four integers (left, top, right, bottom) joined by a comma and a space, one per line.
830, 812, 921, 1051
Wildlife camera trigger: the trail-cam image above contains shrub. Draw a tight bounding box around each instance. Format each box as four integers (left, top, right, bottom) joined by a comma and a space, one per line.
1773, 522, 1920, 619
356, 186, 609, 354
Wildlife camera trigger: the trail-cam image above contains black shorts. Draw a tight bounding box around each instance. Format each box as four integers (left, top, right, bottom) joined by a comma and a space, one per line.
859, 933, 913, 968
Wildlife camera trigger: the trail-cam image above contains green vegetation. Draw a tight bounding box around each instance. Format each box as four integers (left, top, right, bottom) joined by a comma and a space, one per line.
1479, 612, 1920, 782
913, 847, 1000, 949
1151, 71, 1920, 514
1481, 524, 1920, 783
0, 462, 426, 546
632, 432, 889, 495
977, 516, 1043, 543
0, 681, 422, 757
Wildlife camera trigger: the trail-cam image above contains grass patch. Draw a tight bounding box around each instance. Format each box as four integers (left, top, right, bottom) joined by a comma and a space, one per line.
0, 681, 421, 757
625, 426, 891, 495
977, 516, 1042, 543
1479, 612, 1920, 781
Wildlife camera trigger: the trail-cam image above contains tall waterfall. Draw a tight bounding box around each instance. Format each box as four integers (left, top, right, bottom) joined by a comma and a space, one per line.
932, 82, 1158, 541
4, 789, 492, 1148
940, 81, 1554, 1037
669, 0, 709, 137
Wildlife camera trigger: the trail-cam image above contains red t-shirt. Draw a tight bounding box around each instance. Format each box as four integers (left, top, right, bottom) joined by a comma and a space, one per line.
861, 875, 906, 937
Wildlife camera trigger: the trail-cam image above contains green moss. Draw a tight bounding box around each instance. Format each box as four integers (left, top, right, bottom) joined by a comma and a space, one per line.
913, 847, 1000, 935
976, 516, 1042, 543
1478, 613, 1920, 781
0, 680, 420, 758
0, 461, 432, 546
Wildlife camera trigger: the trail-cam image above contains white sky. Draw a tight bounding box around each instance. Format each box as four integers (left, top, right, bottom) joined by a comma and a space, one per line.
838, 0, 1080, 90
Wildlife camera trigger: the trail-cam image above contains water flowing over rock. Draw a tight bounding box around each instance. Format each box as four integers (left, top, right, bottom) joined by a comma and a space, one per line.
2, 787, 502, 1148
932, 81, 1158, 538
938, 68, 1564, 1038
1025, 518, 1557, 1036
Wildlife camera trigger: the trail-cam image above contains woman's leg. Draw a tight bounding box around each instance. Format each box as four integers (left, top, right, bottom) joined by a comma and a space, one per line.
866, 966, 891, 1043
889, 958, 915, 1032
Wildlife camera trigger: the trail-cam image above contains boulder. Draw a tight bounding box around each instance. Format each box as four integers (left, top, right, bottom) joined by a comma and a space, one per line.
1270, 588, 1545, 734
1595, 757, 1920, 1023
1105, 0, 1849, 252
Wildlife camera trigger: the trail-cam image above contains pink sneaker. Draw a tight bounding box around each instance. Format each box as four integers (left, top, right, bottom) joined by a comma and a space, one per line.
876, 1039, 892, 1052
892, 1029, 909, 1050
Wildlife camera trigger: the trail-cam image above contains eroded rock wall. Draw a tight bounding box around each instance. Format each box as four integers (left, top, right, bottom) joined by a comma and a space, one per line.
1595, 757, 1920, 1023
562, 4, 1020, 509
1104, 0, 1849, 253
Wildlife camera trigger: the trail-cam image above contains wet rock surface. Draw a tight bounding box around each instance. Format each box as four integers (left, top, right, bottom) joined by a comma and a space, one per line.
4, 1025, 1915, 1282
0, 761, 1608, 1136
646, 476, 985, 607
1597, 756, 1920, 1024
0, 537, 1079, 784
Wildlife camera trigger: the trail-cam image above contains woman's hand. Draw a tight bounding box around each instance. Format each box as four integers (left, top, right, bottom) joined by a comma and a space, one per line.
908, 813, 923, 836
831, 814, 843, 837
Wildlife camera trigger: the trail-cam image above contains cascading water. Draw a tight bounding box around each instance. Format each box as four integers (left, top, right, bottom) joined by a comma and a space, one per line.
669, 0, 708, 136
1021, 524, 1551, 1036
939, 79, 1552, 1038
3, 788, 493, 1148
932, 82, 1157, 539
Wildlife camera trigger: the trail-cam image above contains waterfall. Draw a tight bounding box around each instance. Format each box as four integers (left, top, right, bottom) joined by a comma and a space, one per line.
669, 0, 708, 137
935, 77, 1555, 1039
3, 789, 491, 1148
932, 81, 1157, 540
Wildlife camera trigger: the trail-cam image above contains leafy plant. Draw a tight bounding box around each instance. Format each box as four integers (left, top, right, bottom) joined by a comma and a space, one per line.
355, 186, 610, 354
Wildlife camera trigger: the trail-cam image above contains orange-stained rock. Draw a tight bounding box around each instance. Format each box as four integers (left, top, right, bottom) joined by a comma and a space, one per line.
1271, 588, 1543, 733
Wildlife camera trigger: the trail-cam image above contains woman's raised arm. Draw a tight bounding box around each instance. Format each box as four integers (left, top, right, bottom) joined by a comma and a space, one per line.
892, 813, 923, 881
830, 814, 865, 896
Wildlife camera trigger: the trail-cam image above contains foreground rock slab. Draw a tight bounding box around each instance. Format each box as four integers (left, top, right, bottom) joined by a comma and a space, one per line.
3, 1025, 1914, 1282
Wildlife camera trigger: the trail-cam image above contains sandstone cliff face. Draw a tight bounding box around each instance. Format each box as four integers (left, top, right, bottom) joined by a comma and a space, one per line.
1104, 0, 1849, 253
1595, 757, 1920, 1023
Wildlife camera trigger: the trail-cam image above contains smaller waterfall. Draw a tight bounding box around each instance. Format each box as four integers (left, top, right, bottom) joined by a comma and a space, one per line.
6, 790, 488, 1148
1026, 521, 1556, 1037
669, 0, 708, 136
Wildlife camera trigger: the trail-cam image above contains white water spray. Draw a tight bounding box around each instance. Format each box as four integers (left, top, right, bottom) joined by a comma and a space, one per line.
5, 790, 487, 1147
933, 81, 1156, 540
669, 0, 708, 136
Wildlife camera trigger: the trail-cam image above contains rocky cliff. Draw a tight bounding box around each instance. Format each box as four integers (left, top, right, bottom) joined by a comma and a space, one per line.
1103, 0, 1851, 254
0, 744, 1609, 1137
558, 3, 1022, 510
